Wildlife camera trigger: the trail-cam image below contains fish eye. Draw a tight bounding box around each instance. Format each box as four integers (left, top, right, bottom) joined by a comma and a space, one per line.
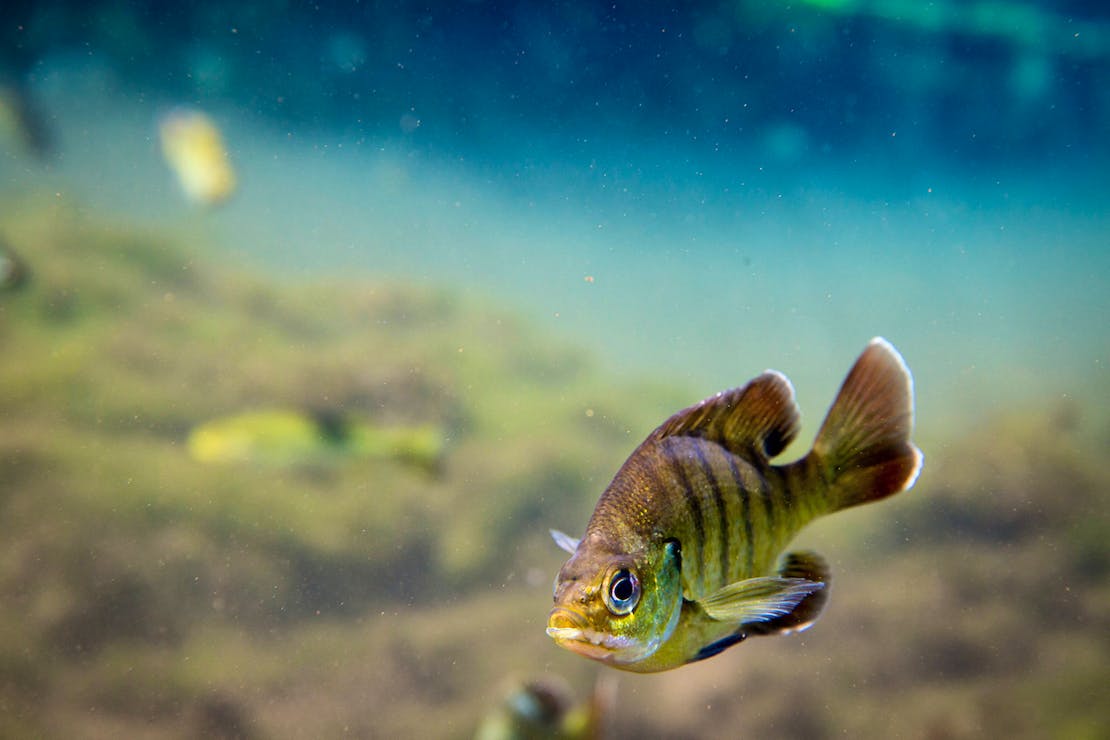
604, 569, 640, 615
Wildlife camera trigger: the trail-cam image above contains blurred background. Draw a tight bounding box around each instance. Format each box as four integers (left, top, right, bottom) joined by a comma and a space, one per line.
0, 1, 1107, 738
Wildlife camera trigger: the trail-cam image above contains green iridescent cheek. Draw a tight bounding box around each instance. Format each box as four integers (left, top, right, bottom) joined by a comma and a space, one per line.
593, 542, 683, 663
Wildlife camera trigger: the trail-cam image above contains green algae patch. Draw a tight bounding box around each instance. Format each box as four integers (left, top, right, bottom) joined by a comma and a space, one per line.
0, 194, 658, 735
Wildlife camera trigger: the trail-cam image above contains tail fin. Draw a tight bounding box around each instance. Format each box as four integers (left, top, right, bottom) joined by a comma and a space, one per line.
811, 338, 924, 511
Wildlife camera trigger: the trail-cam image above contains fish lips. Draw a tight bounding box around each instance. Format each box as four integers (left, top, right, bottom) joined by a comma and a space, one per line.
546, 607, 631, 662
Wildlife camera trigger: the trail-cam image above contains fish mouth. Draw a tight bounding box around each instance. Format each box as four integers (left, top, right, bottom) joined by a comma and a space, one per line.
546, 607, 634, 661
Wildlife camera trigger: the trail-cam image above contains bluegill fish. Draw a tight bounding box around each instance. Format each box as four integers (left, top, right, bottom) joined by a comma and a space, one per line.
0, 82, 52, 159
474, 676, 613, 740
547, 338, 923, 672
0, 241, 28, 292
159, 108, 237, 206
187, 408, 443, 472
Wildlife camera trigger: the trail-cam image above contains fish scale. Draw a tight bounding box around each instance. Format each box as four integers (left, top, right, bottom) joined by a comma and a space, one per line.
653, 436, 817, 601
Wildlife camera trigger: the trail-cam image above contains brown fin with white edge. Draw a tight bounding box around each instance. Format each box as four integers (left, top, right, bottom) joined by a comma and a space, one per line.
652, 370, 801, 462
810, 337, 924, 511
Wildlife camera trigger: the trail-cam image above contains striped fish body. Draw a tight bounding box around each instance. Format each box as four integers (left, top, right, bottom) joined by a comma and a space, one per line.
603, 434, 817, 601
548, 338, 923, 673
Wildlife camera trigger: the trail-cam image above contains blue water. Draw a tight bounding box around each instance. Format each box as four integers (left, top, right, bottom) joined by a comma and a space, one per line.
9, 56, 1107, 454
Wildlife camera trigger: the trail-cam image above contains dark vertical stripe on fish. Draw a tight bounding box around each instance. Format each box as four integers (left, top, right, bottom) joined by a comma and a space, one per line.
724, 454, 754, 577
691, 443, 730, 588
665, 442, 705, 589
758, 465, 775, 547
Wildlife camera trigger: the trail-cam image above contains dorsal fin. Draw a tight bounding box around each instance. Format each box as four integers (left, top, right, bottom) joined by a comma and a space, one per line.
652, 371, 800, 461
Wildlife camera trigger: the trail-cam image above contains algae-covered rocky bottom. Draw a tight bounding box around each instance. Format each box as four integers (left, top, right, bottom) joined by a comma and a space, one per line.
0, 196, 1106, 739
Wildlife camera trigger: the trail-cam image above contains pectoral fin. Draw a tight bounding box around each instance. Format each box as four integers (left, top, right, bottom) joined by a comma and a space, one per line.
744, 551, 831, 636
550, 529, 580, 554
697, 575, 824, 624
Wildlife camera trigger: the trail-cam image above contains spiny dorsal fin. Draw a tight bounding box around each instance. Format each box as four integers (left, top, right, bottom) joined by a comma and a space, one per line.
652, 371, 800, 461
811, 337, 924, 510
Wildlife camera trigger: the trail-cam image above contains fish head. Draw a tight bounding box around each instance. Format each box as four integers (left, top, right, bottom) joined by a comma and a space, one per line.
547, 536, 683, 666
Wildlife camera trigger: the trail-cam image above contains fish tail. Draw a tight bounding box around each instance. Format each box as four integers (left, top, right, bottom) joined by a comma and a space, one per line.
808, 338, 923, 511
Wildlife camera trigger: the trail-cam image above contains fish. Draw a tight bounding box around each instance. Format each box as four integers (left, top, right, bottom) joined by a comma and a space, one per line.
0, 241, 28, 292
158, 108, 237, 206
186, 408, 443, 472
547, 337, 923, 673
474, 675, 613, 740
0, 82, 53, 159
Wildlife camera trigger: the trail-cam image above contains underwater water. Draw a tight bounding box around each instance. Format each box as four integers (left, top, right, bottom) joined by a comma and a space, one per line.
1, 2, 1108, 738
